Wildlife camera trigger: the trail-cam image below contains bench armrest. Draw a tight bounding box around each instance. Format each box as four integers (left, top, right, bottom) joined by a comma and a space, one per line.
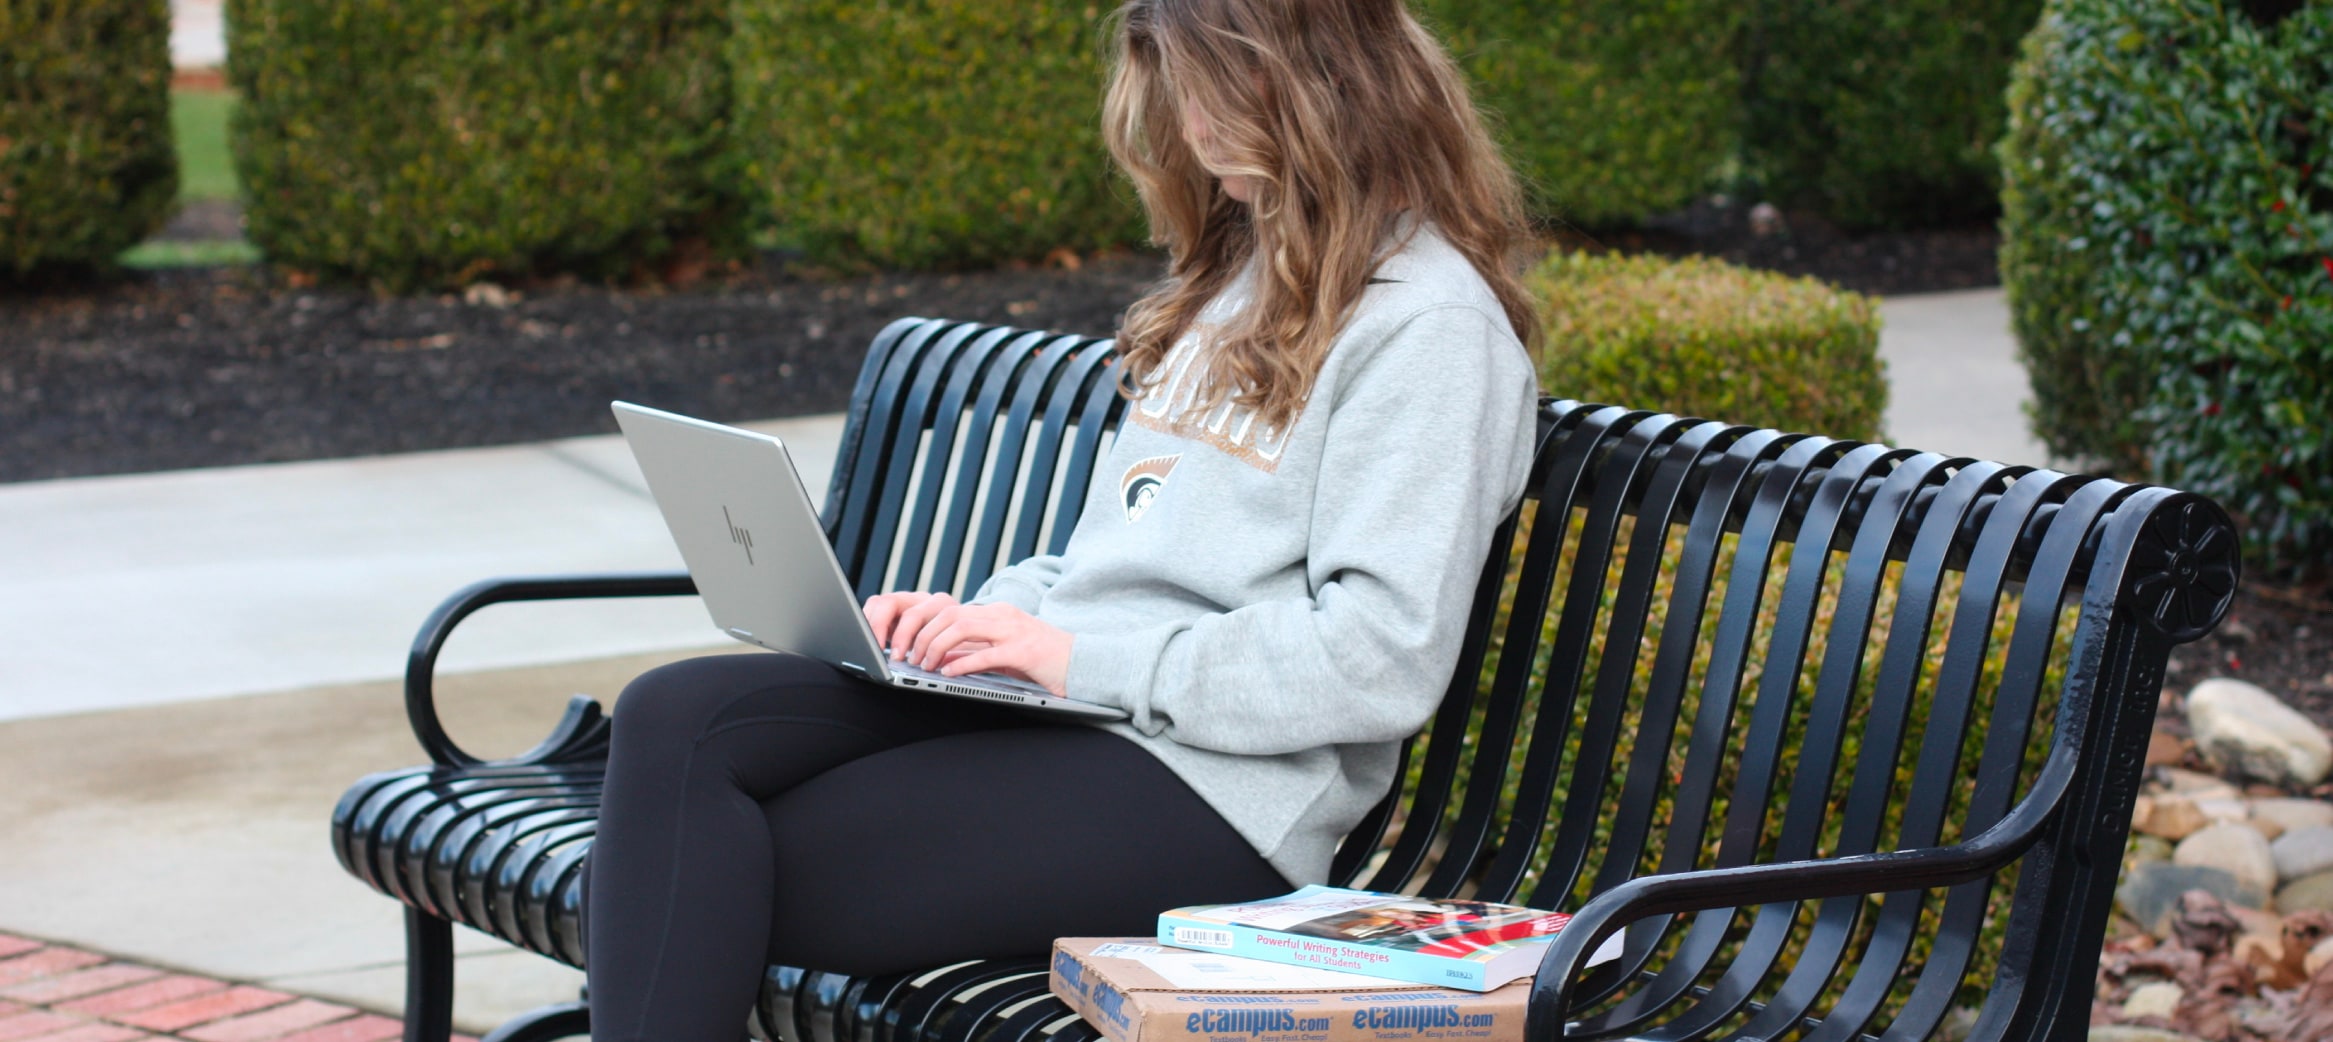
1523, 743, 2078, 1040
405, 572, 698, 767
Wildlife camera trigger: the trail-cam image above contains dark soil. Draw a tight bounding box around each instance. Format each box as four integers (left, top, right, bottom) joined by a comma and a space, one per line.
1, 196, 1995, 484
1584, 198, 2006, 297
4, 197, 2321, 697
0, 249, 1164, 484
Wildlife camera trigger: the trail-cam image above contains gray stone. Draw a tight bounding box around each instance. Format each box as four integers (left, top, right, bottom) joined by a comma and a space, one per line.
2116, 861, 2264, 936
2276, 870, 2333, 914
2120, 981, 2183, 1020
2186, 677, 2333, 787
2173, 822, 2280, 896
2272, 825, 2333, 882
2250, 797, 2333, 834
2089, 1029, 2207, 1042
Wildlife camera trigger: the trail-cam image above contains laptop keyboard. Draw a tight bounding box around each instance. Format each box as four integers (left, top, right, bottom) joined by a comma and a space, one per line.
888, 659, 1054, 698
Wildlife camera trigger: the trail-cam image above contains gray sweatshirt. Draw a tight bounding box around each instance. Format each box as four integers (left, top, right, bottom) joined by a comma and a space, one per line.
970, 223, 1539, 885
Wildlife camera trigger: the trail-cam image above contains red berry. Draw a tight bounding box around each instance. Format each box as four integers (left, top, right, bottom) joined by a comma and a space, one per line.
2273, 199, 2287, 212
2205, 401, 2222, 416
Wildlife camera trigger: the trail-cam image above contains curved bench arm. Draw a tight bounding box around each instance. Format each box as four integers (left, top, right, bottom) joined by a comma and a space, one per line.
405, 572, 699, 767
1523, 742, 2078, 1040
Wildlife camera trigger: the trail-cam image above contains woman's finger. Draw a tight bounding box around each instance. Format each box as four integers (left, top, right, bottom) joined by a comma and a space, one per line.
870, 591, 938, 650
861, 592, 915, 648
919, 607, 1024, 670
918, 614, 990, 671
893, 593, 957, 659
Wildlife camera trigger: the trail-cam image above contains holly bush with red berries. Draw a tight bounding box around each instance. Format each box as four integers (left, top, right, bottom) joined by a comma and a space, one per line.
2001, 0, 2332, 574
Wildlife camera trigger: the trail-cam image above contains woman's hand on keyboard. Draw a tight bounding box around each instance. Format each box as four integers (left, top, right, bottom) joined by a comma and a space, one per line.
864, 592, 1070, 697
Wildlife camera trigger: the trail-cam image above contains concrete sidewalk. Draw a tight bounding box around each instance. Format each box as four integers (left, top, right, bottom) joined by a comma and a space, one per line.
0, 415, 841, 723
0, 289, 2049, 1034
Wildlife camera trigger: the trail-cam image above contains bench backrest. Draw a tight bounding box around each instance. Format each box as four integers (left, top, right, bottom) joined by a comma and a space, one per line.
822, 318, 2237, 1042
820, 319, 1126, 600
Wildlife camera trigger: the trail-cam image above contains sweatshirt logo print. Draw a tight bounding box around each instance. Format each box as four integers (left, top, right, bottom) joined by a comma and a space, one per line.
1130, 338, 1300, 473
1120, 454, 1180, 522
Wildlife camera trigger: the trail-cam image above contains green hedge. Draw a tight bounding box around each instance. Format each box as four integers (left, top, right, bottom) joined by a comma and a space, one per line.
729, 0, 1745, 270
0, 0, 176, 278
225, 0, 747, 292
1417, 0, 1743, 227
1999, 0, 2333, 571
732, 0, 1143, 272
1742, 0, 2045, 230
1529, 251, 1887, 440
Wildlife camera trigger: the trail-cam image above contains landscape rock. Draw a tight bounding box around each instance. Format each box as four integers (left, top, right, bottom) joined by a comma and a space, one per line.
2155, 767, 2242, 801
2249, 797, 2333, 834
2132, 794, 2210, 841
2276, 870, 2333, 914
2146, 729, 2189, 767
2186, 677, 2333, 787
2272, 825, 2333, 882
2173, 822, 2280, 896
2117, 862, 2264, 936
2191, 797, 2250, 826
2119, 981, 2183, 1020
461, 281, 516, 308
2227, 902, 2284, 938
2130, 834, 2174, 865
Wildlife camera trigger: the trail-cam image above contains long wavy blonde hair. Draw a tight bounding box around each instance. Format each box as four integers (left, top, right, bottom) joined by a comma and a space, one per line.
1102, 0, 1538, 431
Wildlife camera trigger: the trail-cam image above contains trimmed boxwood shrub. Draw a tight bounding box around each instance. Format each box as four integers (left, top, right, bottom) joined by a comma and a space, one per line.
1528, 251, 1887, 440
1999, 0, 2333, 571
0, 0, 176, 278
1416, 0, 1744, 227
1742, 0, 2045, 230
224, 0, 747, 292
731, 0, 1143, 272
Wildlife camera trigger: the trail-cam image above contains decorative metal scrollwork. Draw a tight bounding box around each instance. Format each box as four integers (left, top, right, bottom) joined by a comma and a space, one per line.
2126, 496, 2241, 643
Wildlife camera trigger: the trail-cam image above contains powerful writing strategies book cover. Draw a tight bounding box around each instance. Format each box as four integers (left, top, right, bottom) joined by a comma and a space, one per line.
1157, 886, 1615, 991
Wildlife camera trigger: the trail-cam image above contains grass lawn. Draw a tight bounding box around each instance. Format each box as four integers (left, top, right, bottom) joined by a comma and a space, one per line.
170, 88, 240, 202
118, 239, 261, 267
124, 88, 248, 269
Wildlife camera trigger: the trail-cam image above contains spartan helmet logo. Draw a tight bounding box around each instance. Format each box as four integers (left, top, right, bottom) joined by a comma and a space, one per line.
1120, 454, 1180, 522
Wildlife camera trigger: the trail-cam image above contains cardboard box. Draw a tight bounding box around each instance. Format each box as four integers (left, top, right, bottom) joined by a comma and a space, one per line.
1048, 938, 1532, 1042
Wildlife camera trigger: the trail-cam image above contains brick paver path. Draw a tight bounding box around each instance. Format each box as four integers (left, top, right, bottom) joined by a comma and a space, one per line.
0, 937, 474, 1042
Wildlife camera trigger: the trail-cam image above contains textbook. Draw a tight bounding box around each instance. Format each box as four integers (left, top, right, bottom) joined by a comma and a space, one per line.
1048, 937, 1534, 1042
1157, 886, 1615, 992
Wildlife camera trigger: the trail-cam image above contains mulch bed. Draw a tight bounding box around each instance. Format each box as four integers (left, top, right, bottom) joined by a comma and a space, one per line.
0, 198, 1989, 486
3, 199, 2324, 697
0, 250, 1160, 485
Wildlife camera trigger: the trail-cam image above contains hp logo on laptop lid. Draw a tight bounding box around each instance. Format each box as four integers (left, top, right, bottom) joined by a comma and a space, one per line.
723, 506, 755, 565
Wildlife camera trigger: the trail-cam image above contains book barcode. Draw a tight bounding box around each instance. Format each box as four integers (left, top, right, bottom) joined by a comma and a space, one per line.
1174, 927, 1235, 949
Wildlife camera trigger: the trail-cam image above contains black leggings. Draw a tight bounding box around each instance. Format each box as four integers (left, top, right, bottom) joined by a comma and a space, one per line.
582, 653, 1289, 1042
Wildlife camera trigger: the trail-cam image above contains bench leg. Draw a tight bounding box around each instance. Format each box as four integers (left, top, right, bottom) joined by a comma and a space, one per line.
403, 908, 455, 1042
479, 1002, 589, 1042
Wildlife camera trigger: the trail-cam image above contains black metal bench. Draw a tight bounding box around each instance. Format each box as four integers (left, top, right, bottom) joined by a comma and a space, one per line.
332, 316, 2239, 1042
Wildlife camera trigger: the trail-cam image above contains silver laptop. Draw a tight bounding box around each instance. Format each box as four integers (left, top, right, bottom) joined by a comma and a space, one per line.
612, 401, 1126, 721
